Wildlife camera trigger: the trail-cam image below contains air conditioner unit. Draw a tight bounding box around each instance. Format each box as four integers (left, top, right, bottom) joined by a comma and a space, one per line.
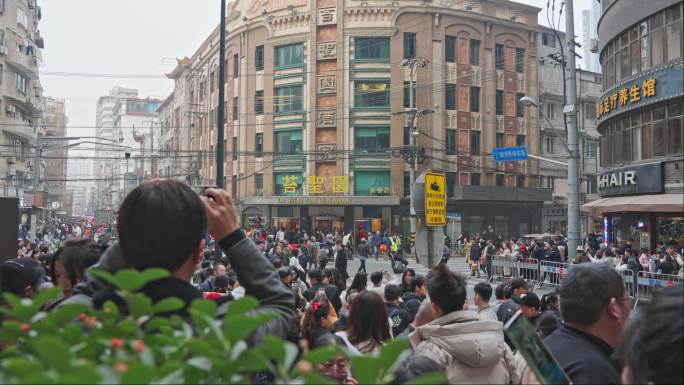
0, 46, 7, 55
590, 38, 599, 53
7, 156, 17, 164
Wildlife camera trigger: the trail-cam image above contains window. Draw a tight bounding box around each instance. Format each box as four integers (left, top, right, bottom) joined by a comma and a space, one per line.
275, 172, 302, 195
403, 81, 415, 108
668, 103, 683, 155
445, 35, 456, 62
255, 173, 263, 195
255, 133, 263, 158
254, 90, 264, 115
275, 130, 303, 154
653, 106, 667, 157
355, 81, 389, 107
446, 173, 456, 197
545, 176, 556, 191
496, 174, 505, 187
446, 129, 457, 155
275, 85, 303, 113
0, 29, 4, 48
355, 126, 389, 152
516, 92, 525, 118
275, 43, 303, 67
542, 32, 556, 47
470, 87, 480, 112
516, 135, 526, 147
515, 48, 525, 72
233, 54, 239, 78
586, 177, 598, 194
355, 37, 389, 61
13, 139, 22, 156
403, 126, 411, 146
470, 131, 480, 155
354, 171, 390, 196
470, 173, 481, 186
445, 83, 456, 110
585, 141, 598, 157
516, 175, 525, 188
0, 0, 4, 16
404, 172, 410, 198
232, 138, 238, 161
403, 32, 416, 59
495, 90, 503, 115
16, 7, 27, 28
545, 102, 555, 119
545, 136, 555, 153
470, 40, 480, 65
14, 72, 27, 93
496, 133, 504, 148
232, 97, 238, 120
495, 44, 505, 69
666, 5, 682, 61
255, 45, 264, 71
210, 69, 216, 90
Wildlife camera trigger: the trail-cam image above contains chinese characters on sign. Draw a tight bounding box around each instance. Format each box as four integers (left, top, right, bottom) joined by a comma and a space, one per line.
316, 143, 336, 162
424, 172, 446, 226
492, 146, 528, 162
281, 175, 350, 194
283, 175, 299, 194
317, 7, 337, 25
316, 109, 336, 127
317, 41, 337, 60
596, 78, 656, 119
317, 75, 336, 94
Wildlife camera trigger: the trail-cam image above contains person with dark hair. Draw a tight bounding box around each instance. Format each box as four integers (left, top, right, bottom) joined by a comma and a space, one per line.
411, 264, 519, 384
343, 271, 367, 315
356, 238, 369, 272
545, 263, 630, 384
304, 269, 342, 315
308, 332, 359, 385
492, 283, 507, 314
473, 282, 497, 321
336, 290, 391, 354
391, 355, 444, 385
0, 258, 45, 299
324, 268, 347, 296
385, 284, 411, 337
59, 181, 294, 348
334, 240, 349, 280
400, 268, 415, 294
620, 285, 683, 385
49, 238, 101, 301
496, 277, 529, 324
368, 270, 385, 297
518, 292, 541, 325
198, 263, 226, 293
401, 275, 426, 321
300, 295, 333, 348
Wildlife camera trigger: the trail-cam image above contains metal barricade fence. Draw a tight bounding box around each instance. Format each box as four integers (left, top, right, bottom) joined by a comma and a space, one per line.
633, 271, 683, 301
489, 257, 540, 287
518, 258, 540, 285
538, 260, 571, 288
489, 256, 517, 283
619, 269, 637, 300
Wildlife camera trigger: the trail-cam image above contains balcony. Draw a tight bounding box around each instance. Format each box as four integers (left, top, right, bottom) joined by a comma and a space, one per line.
7, 43, 39, 78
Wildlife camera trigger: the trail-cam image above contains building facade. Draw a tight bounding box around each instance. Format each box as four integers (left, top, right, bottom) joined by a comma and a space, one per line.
584, 0, 684, 250
161, 0, 552, 238
42, 97, 68, 214
581, 1, 601, 73
538, 27, 602, 234
0, 0, 44, 205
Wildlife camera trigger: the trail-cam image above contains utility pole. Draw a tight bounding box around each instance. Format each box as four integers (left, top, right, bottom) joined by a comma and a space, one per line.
564, 0, 581, 257
215, 0, 227, 260
400, 57, 429, 238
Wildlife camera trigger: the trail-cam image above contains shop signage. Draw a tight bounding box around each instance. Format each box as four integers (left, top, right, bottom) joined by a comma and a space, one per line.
424, 172, 446, 226
317, 75, 336, 94
447, 211, 461, 219
241, 196, 400, 206
598, 162, 663, 197
596, 78, 656, 120
281, 175, 350, 194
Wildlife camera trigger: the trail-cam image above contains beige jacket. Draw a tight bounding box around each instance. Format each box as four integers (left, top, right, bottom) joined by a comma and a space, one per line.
411, 310, 520, 384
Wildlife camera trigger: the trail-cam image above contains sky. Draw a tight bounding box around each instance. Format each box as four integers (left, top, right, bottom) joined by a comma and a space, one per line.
38, 0, 595, 174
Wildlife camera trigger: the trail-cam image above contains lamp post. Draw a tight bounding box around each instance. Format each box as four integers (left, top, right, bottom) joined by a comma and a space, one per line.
215, 0, 227, 261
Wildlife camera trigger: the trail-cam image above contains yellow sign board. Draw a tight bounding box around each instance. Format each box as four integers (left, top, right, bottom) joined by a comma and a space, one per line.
424, 172, 446, 226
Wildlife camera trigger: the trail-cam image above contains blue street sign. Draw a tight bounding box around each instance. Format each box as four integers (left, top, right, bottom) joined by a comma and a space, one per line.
492, 146, 528, 162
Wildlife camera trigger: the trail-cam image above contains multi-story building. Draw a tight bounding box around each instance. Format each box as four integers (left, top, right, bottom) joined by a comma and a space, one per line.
584, 0, 683, 250
66, 157, 94, 217
42, 97, 68, 213
94, 87, 137, 210
161, 0, 552, 238
0, 0, 44, 203
581, 1, 601, 73
538, 27, 602, 234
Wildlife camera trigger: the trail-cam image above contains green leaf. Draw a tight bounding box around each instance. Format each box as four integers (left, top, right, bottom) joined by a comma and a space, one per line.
299, 371, 335, 385
112, 270, 147, 292
31, 287, 62, 309
32, 336, 73, 371
140, 268, 170, 283
2, 357, 44, 376
153, 297, 185, 314
378, 339, 410, 374
128, 293, 153, 318
303, 345, 340, 365
43, 304, 89, 328
89, 269, 116, 285
187, 356, 212, 372
156, 369, 184, 385
351, 355, 381, 385
259, 335, 286, 364
190, 299, 217, 318
225, 296, 259, 317
283, 341, 300, 372
408, 372, 448, 385
224, 312, 277, 344
59, 365, 102, 385
121, 364, 155, 385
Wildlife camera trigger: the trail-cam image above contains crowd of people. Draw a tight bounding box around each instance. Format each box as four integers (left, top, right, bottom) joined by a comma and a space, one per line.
1, 179, 682, 384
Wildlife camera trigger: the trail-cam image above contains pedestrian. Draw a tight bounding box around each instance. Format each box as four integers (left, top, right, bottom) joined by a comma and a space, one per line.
334, 240, 349, 280
49, 238, 101, 302
308, 333, 359, 385
356, 238, 369, 272
0, 258, 45, 300
400, 268, 416, 294
469, 239, 481, 278
391, 356, 443, 385
401, 275, 426, 321
496, 277, 529, 324
300, 296, 334, 348
335, 290, 391, 354
545, 263, 629, 384
491, 283, 507, 314
342, 271, 367, 319
517, 292, 542, 326
473, 282, 498, 321
411, 265, 520, 384
368, 270, 385, 298
385, 284, 411, 337
304, 269, 342, 315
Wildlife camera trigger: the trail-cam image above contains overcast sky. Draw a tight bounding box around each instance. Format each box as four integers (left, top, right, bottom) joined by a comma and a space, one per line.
38, 0, 593, 169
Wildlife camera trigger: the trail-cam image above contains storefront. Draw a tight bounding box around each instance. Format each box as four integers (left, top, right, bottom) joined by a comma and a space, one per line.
582, 162, 684, 250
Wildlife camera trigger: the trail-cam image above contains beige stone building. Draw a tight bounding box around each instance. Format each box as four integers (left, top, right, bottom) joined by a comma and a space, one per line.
161, 0, 552, 238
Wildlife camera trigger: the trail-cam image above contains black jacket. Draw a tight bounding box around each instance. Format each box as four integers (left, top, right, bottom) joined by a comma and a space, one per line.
386, 302, 412, 337
304, 282, 342, 314
335, 249, 349, 280
545, 324, 621, 384
401, 292, 423, 321
64, 232, 295, 347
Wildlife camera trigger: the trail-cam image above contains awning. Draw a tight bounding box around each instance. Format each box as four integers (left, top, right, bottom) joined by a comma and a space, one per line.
582, 194, 684, 215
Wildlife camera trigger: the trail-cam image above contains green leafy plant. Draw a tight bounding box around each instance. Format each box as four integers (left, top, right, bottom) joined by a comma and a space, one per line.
0, 269, 445, 384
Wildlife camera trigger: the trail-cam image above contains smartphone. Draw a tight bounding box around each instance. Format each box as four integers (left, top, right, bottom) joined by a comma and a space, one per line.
504, 310, 571, 385
192, 185, 218, 200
